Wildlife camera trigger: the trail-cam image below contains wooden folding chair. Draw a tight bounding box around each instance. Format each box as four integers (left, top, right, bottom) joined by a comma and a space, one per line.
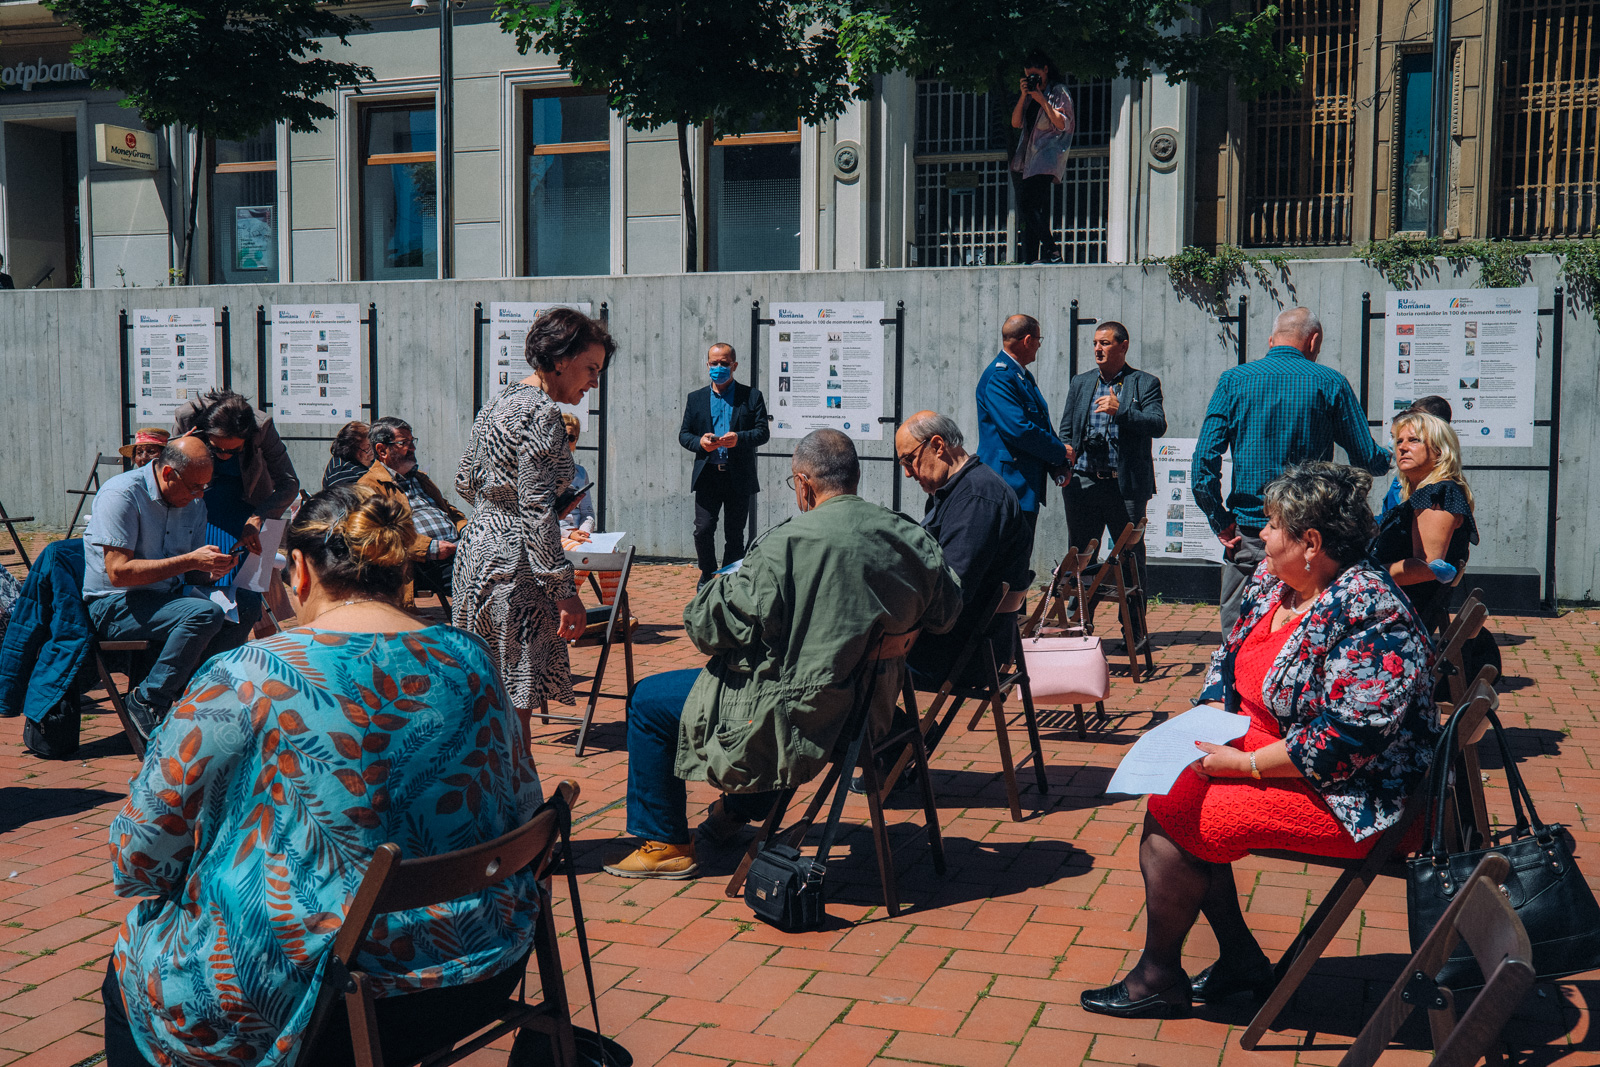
1240, 680, 1499, 1049
1024, 542, 1099, 638
1339, 852, 1534, 1067
531, 545, 637, 756
725, 627, 940, 918
66, 452, 128, 538
1075, 520, 1154, 682
1433, 592, 1494, 846
90, 637, 154, 760
0, 498, 34, 573
909, 584, 1051, 820
299, 782, 584, 1067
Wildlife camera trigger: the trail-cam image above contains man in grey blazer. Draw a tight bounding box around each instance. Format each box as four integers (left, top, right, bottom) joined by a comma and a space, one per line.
1056, 321, 1166, 596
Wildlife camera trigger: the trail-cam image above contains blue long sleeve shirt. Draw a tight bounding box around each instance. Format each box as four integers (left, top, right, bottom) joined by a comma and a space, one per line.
1191, 345, 1390, 533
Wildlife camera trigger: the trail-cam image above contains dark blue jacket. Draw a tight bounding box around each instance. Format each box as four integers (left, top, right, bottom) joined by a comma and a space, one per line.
679, 381, 771, 495
0, 539, 92, 723
975, 352, 1066, 513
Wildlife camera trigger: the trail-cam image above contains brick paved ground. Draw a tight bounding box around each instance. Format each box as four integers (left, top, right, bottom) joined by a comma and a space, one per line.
2, 553, 1598, 1067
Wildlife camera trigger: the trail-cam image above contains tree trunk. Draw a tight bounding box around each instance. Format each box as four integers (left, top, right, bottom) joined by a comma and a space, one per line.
179, 129, 204, 285
677, 118, 698, 273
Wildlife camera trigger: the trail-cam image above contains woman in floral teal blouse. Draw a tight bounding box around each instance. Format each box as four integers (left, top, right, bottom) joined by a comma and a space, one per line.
1081, 463, 1439, 1021
105, 485, 543, 1067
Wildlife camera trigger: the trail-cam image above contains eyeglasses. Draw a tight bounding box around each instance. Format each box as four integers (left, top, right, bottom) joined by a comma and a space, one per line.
176, 473, 211, 494
566, 433, 579, 443
896, 439, 930, 470
785, 473, 808, 491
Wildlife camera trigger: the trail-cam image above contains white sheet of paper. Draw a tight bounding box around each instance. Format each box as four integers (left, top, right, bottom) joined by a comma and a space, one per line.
582, 531, 626, 554
1105, 706, 1252, 796
236, 511, 293, 593
187, 585, 240, 624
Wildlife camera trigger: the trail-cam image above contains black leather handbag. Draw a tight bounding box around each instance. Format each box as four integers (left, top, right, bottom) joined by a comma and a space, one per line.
1407, 706, 1600, 987
23, 695, 81, 759
744, 704, 869, 933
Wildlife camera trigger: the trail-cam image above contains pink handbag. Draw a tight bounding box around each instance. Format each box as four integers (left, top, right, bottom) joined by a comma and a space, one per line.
1022, 634, 1111, 704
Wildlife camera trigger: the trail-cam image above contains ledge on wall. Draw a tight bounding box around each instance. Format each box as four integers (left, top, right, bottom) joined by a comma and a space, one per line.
1146, 562, 1546, 616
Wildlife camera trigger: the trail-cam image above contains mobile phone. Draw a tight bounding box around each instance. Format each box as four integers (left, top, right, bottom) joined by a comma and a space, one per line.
229, 541, 251, 559
556, 480, 594, 513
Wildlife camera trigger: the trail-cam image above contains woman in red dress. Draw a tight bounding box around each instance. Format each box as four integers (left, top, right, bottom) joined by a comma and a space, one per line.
1081, 463, 1440, 1019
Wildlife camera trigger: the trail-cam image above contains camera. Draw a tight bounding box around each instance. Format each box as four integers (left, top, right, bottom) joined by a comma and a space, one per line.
1025, 73, 1041, 90
1083, 431, 1111, 467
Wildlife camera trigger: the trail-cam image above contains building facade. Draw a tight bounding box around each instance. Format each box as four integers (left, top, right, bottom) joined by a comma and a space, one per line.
1194, 0, 1598, 249
9, 0, 1586, 289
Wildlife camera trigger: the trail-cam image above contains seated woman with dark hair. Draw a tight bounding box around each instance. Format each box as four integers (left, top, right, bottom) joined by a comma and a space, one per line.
1080, 463, 1439, 1020
322, 420, 373, 490
104, 485, 542, 1067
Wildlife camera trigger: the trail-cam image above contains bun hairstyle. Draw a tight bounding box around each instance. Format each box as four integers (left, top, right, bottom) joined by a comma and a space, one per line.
285, 485, 415, 599
1262, 461, 1377, 566
524, 306, 617, 373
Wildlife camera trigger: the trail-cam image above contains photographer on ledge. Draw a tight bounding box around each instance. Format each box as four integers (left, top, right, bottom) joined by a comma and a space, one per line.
1010, 50, 1076, 264
1057, 321, 1166, 619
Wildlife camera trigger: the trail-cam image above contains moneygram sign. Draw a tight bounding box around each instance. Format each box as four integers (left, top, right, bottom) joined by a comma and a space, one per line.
95, 123, 158, 171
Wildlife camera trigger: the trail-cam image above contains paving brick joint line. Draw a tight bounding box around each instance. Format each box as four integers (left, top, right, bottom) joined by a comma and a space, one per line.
2, 551, 1596, 1066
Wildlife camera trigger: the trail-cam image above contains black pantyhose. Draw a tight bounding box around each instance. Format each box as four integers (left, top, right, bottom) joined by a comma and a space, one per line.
1120, 813, 1266, 1000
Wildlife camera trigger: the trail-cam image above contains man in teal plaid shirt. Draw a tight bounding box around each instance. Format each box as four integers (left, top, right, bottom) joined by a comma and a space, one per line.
1192, 307, 1391, 631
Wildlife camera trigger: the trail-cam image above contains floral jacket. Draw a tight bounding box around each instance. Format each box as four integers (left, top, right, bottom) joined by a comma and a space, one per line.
1198, 560, 1440, 841
109, 626, 542, 1067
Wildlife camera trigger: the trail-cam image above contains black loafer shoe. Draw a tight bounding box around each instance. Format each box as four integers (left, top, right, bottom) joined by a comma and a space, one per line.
1192, 957, 1275, 1004
123, 690, 163, 741
1080, 977, 1192, 1019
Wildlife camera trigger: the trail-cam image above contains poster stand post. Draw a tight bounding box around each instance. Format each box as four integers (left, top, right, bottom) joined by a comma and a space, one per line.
1218, 295, 1248, 366
1067, 300, 1098, 377
1356, 287, 1565, 610
254, 303, 381, 445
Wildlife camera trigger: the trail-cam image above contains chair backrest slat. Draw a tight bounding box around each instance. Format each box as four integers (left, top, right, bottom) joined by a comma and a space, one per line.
370, 806, 562, 916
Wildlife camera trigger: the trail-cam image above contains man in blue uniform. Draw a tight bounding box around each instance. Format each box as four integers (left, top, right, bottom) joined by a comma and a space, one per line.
975, 314, 1067, 537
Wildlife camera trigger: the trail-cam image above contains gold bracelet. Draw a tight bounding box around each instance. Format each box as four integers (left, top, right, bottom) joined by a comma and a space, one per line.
1249, 751, 1261, 780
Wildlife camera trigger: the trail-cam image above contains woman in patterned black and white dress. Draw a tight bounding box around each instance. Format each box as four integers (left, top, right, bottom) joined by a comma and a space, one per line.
453, 308, 616, 728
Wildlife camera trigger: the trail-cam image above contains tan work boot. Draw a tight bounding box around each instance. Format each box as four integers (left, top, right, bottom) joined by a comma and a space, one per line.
603, 840, 700, 879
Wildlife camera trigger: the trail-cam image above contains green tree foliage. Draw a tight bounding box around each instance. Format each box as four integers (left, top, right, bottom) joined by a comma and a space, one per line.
496, 0, 861, 271
839, 0, 1303, 98
45, 0, 373, 281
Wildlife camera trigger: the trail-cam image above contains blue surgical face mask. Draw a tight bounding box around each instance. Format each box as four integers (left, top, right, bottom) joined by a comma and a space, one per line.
708, 364, 733, 385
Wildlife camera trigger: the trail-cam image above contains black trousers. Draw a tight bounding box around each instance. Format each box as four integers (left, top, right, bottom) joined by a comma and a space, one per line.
103, 951, 528, 1067
693, 467, 752, 580
1017, 174, 1059, 263
1064, 475, 1148, 604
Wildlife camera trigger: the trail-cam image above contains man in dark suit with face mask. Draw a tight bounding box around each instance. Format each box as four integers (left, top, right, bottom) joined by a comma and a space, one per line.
679, 343, 770, 586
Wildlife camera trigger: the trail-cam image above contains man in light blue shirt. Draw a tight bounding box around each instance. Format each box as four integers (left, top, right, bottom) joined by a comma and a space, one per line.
83, 435, 236, 738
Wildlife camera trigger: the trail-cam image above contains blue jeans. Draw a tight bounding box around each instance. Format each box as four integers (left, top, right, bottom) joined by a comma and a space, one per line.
626, 669, 777, 844
86, 590, 226, 709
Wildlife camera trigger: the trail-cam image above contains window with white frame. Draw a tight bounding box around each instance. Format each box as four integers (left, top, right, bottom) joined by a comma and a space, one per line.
525, 90, 610, 276
706, 120, 801, 271
359, 103, 437, 280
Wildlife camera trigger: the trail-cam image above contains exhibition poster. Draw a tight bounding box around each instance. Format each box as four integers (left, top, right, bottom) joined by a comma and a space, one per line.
270, 304, 362, 424
488, 302, 593, 429
767, 301, 886, 440
1382, 287, 1538, 447
132, 307, 217, 422
1145, 438, 1232, 563
234, 206, 275, 271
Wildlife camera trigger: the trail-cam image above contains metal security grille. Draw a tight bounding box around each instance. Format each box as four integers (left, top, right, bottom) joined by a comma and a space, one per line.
1495, 0, 1600, 238
1241, 0, 1357, 246
912, 78, 1111, 266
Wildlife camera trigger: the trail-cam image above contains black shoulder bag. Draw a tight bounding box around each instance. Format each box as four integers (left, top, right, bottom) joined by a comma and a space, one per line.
1406, 706, 1600, 987
744, 706, 871, 933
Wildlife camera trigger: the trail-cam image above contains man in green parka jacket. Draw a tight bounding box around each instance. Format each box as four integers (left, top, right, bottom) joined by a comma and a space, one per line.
605, 429, 963, 879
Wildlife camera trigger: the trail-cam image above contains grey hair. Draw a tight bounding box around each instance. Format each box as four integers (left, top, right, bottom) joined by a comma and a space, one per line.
368, 416, 412, 447
1262, 461, 1376, 565
792, 429, 860, 494
904, 412, 964, 451
1272, 307, 1322, 343
158, 442, 210, 476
